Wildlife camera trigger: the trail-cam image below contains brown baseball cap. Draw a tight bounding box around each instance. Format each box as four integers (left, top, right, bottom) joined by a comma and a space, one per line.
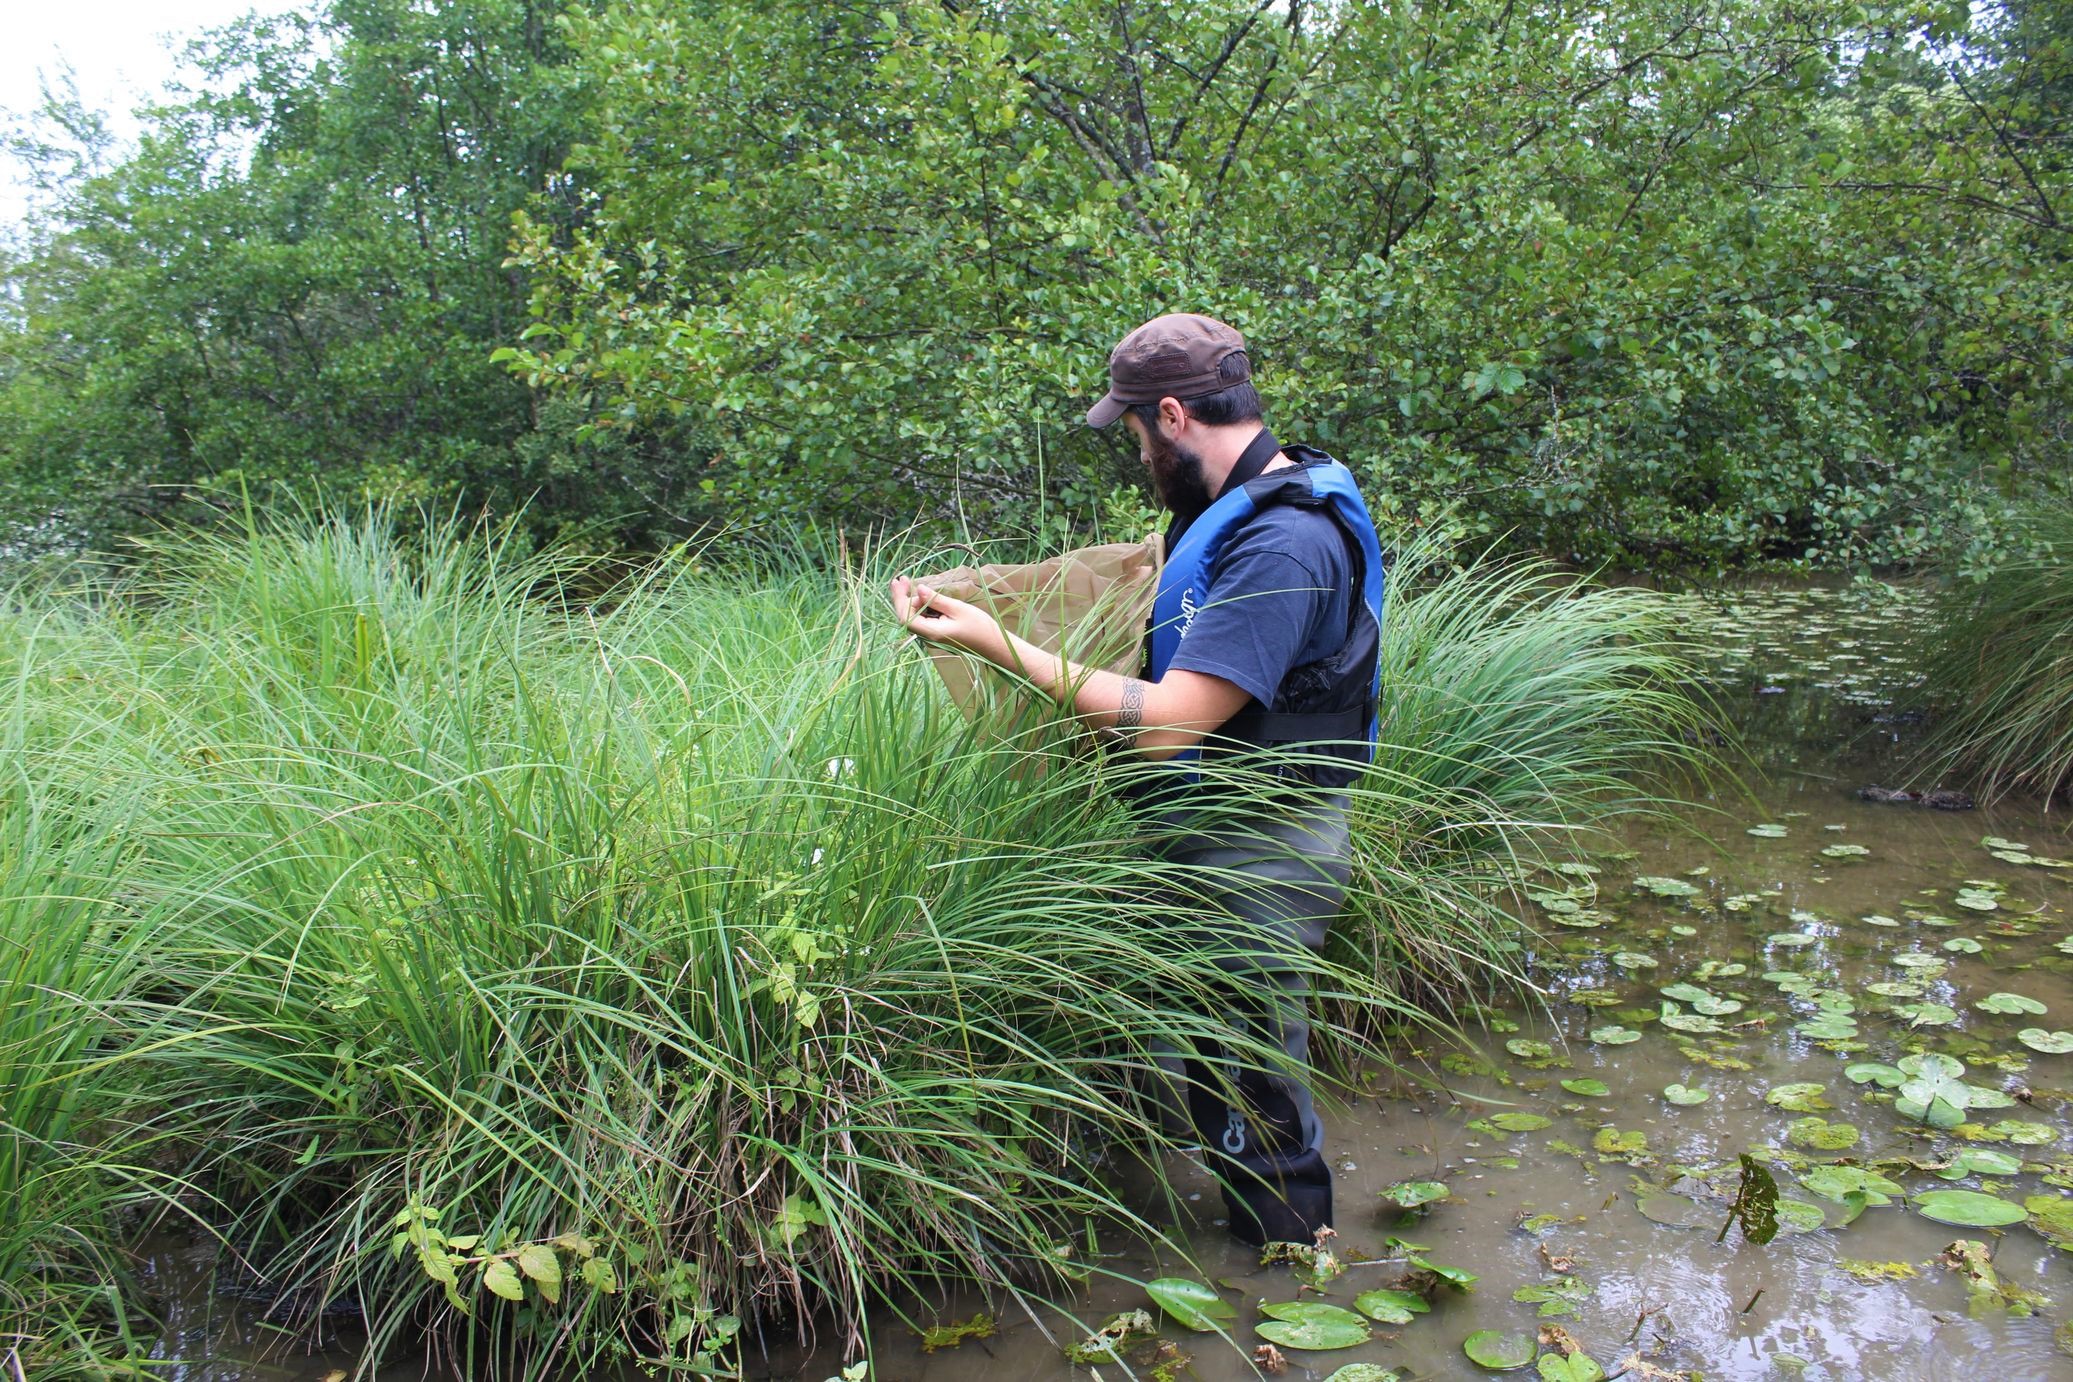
1085, 312, 1251, 428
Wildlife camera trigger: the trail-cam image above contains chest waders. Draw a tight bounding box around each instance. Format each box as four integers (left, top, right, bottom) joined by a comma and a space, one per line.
1145, 436, 1384, 1247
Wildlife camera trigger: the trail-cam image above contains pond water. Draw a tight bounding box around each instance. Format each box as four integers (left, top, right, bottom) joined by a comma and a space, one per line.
155, 582, 2073, 1381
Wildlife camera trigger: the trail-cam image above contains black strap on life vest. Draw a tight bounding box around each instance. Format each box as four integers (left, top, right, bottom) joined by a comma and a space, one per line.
1222, 702, 1371, 744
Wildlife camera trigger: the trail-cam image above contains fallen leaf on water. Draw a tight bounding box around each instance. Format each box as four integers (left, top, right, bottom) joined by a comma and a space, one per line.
1253, 1342, 1289, 1374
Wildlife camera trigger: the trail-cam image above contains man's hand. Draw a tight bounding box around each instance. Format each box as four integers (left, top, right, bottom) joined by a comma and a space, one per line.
889, 576, 1006, 661
889, 574, 1248, 758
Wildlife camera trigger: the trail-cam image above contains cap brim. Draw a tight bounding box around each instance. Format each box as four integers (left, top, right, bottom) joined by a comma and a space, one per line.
1084, 392, 1128, 429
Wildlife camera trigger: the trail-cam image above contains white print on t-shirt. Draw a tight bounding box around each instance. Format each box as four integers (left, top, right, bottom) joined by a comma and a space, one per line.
1177, 587, 1200, 640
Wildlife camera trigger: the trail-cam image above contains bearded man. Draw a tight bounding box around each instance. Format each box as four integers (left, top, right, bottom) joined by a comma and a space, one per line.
889, 312, 1383, 1245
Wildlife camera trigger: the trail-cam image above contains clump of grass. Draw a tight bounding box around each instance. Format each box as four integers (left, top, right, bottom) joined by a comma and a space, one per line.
0, 767, 162, 1376
12, 515, 1403, 1376
1918, 504, 2073, 807
1332, 539, 1718, 1005
0, 511, 1715, 1376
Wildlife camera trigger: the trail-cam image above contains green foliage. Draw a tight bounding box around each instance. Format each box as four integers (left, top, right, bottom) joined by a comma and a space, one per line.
4, 1, 2071, 564
0, 1, 597, 553
503, 0, 2073, 565
0, 747, 166, 1373
0, 509, 1711, 1372
1917, 501, 2073, 803
1331, 540, 1720, 1006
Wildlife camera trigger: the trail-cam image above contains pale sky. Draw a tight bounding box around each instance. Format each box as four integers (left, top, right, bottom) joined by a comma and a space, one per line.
3, 0, 300, 229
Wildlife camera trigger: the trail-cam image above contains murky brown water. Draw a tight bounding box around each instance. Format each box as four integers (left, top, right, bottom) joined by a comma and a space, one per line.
151, 582, 2073, 1381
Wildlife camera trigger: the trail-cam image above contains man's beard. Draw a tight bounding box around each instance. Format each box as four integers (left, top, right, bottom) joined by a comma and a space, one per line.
1145, 428, 1215, 520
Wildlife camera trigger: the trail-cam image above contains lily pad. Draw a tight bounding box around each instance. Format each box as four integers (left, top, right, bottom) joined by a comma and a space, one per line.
1767, 932, 1820, 948
1800, 1165, 1902, 1204
1976, 992, 2046, 1016
1380, 1180, 1451, 1209
1353, 1288, 1430, 1324
1776, 1198, 1828, 1234
1845, 1062, 1906, 1088
1820, 843, 1871, 858
1463, 1329, 1538, 1370
1663, 1084, 1710, 1105
1766, 1082, 1832, 1112
1324, 1368, 1407, 1382
1612, 951, 1658, 970
1985, 1120, 2056, 1145
1506, 1038, 1555, 1059
1659, 1004, 1723, 1034
1795, 1013, 1858, 1040
1591, 1127, 1647, 1156
1512, 1277, 1592, 1318
1256, 1301, 1371, 1351
1936, 1149, 2023, 1180
1561, 1078, 1610, 1097
1589, 1024, 1641, 1045
1537, 1352, 1607, 1382
2024, 1195, 2073, 1252
2018, 1028, 2073, 1054
1787, 1117, 1861, 1151
1488, 1112, 1553, 1133
1897, 1001, 1959, 1027
1146, 1278, 1236, 1332
1635, 876, 1700, 899
1747, 823, 1789, 838
1912, 1189, 2028, 1227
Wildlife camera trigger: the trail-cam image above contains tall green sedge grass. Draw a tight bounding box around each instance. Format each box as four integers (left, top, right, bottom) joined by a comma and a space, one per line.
0, 685, 167, 1374
0, 512, 1712, 1375
1332, 540, 1717, 1005
1918, 504, 2073, 808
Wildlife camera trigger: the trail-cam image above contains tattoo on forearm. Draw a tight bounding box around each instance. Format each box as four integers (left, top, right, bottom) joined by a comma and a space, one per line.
1116, 680, 1146, 729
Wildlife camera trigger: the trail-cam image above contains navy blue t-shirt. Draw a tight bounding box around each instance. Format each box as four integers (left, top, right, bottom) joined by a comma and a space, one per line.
1165, 501, 1355, 712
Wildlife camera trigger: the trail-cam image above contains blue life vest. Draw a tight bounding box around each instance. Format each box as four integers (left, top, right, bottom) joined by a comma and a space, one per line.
1147, 446, 1385, 786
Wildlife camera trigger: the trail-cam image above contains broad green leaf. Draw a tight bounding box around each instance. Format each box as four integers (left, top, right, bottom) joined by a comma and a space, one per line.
1145, 1278, 1235, 1332
1765, 1082, 1830, 1112
1255, 1301, 1370, 1351
483, 1259, 524, 1302
1463, 1329, 1538, 1370
1488, 1112, 1553, 1132
1912, 1190, 2028, 1227
1353, 1288, 1430, 1324
516, 1243, 562, 1303
1538, 1354, 1606, 1382
1974, 992, 2045, 1016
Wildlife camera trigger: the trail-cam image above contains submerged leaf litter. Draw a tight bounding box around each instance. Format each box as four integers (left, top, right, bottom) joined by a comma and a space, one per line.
771, 583, 2069, 1381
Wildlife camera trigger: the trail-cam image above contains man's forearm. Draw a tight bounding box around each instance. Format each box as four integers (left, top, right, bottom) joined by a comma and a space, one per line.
988, 627, 1140, 729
